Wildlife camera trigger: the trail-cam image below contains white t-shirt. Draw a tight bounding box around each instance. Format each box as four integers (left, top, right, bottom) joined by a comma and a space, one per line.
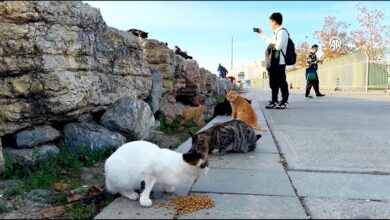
260, 26, 289, 65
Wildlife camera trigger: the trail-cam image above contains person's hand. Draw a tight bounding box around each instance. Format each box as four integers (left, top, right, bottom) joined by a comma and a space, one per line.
257, 27, 263, 34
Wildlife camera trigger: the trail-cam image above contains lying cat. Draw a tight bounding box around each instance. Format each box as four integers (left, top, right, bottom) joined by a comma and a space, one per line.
105, 140, 208, 208
182, 104, 207, 121
191, 120, 262, 156
226, 90, 267, 132
213, 98, 252, 118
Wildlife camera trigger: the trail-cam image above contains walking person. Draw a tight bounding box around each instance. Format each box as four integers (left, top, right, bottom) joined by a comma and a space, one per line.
305, 44, 325, 98
257, 12, 290, 109
217, 63, 227, 78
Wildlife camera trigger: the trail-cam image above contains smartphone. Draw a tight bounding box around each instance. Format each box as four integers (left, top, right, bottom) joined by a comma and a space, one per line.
253, 28, 260, 33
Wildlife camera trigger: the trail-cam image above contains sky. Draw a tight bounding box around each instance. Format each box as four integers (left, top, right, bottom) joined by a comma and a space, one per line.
84, 1, 390, 73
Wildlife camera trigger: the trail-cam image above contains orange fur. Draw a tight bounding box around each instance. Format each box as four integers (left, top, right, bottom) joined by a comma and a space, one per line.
226, 90, 267, 132
182, 105, 207, 121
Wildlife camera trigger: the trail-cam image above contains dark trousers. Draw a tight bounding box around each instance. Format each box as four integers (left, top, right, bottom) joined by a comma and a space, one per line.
268, 65, 289, 103
306, 79, 320, 96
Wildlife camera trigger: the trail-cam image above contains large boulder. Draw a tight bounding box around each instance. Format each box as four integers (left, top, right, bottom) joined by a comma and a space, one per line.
100, 97, 156, 139
0, 1, 152, 137
145, 69, 163, 113
63, 122, 126, 151
12, 125, 61, 148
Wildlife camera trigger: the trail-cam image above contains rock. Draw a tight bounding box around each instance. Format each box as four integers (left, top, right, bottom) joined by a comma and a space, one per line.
176, 126, 185, 133
145, 69, 163, 113
63, 122, 126, 151
38, 144, 59, 159
0, 140, 3, 174
100, 97, 155, 139
27, 189, 52, 201
142, 39, 176, 94
0, 1, 152, 137
6, 148, 36, 165
80, 166, 104, 185
0, 179, 23, 189
150, 131, 182, 149
77, 113, 95, 123
12, 125, 61, 148
158, 95, 187, 121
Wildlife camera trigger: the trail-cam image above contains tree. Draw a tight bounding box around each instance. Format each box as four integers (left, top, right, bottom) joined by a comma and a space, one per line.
314, 16, 353, 59
295, 42, 310, 68
350, 3, 390, 60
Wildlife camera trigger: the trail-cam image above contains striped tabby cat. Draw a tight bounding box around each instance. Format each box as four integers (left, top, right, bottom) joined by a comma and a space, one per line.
191, 120, 262, 156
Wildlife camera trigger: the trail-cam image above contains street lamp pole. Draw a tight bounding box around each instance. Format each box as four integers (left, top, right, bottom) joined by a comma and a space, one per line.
231, 36, 233, 71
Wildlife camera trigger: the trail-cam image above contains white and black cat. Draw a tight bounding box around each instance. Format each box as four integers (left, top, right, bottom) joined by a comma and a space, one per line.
104, 140, 209, 208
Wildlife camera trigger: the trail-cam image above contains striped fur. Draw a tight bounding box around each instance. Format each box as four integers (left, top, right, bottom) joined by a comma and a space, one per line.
191, 120, 262, 156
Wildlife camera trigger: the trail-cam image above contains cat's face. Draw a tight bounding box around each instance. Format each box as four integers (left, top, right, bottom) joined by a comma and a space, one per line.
191, 133, 212, 155
182, 149, 209, 175
226, 90, 238, 102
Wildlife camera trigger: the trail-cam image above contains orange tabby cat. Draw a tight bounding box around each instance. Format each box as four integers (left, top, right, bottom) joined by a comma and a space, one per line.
183, 105, 207, 121
226, 90, 267, 132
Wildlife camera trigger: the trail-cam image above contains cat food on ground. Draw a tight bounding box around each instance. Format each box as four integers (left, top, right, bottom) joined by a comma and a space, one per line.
171, 195, 215, 215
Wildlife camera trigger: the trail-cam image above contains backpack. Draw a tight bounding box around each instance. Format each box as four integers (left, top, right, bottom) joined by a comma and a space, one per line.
277, 28, 296, 66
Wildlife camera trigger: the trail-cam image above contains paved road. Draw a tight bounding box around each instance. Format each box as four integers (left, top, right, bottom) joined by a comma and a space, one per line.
95, 88, 390, 219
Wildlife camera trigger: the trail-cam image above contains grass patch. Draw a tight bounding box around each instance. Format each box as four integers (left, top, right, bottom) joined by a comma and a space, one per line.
159, 117, 182, 135
65, 202, 97, 219
0, 145, 118, 218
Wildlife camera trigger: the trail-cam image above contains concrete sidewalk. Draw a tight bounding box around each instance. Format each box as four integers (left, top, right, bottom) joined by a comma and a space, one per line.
96, 88, 390, 219
95, 92, 307, 219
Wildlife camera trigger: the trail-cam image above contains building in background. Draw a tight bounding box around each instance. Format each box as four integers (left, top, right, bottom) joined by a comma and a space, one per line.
227, 61, 267, 86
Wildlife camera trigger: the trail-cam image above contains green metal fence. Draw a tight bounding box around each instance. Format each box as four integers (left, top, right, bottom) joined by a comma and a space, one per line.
253, 51, 389, 92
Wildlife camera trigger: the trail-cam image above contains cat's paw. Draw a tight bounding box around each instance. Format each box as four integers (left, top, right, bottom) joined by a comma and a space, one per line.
164, 186, 175, 193
140, 198, 153, 208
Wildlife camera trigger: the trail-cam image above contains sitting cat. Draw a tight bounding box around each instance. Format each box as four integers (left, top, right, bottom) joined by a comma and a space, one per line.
105, 140, 208, 208
226, 90, 267, 132
191, 120, 262, 156
182, 104, 207, 121
213, 98, 252, 118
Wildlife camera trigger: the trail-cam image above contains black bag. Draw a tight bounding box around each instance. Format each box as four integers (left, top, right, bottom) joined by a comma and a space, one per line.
277, 28, 296, 66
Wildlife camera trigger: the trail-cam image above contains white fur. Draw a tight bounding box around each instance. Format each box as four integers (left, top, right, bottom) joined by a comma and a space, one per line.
104, 140, 208, 207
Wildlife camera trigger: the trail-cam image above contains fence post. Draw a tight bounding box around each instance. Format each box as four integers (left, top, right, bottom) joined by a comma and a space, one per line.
365, 51, 369, 93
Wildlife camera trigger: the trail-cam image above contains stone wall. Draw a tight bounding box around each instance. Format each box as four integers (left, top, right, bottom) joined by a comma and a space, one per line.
0, 1, 234, 173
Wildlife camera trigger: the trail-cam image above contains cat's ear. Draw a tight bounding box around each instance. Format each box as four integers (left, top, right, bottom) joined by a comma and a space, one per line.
183, 149, 203, 166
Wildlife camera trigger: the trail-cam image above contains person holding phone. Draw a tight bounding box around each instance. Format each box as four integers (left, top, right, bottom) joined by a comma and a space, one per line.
255, 12, 290, 109
305, 44, 325, 98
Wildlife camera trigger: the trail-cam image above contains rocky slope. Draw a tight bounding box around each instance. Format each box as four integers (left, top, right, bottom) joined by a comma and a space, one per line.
0, 1, 234, 173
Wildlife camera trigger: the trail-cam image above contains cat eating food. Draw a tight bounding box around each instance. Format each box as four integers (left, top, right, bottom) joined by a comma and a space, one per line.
104, 141, 209, 208
191, 120, 262, 156
226, 90, 267, 132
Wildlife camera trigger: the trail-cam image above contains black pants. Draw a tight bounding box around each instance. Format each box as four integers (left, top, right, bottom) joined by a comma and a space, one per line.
268, 65, 289, 103
306, 79, 321, 96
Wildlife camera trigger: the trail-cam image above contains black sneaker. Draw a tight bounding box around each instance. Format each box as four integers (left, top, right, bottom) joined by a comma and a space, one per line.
306, 95, 314, 99
276, 101, 288, 109
265, 101, 278, 109
316, 94, 325, 97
